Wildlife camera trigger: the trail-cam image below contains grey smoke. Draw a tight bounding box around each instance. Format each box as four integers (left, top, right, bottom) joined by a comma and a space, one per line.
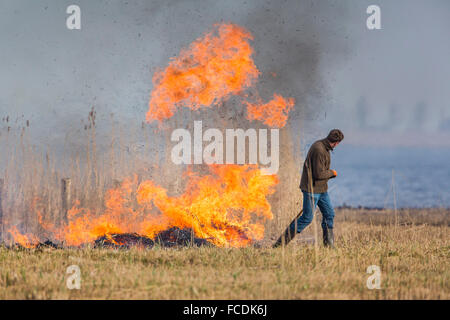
1, 0, 449, 161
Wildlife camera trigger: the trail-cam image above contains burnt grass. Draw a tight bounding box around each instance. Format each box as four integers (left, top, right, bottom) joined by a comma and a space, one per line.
94, 227, 211, 249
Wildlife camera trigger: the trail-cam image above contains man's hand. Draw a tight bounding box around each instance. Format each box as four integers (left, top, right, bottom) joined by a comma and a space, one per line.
331, 170, 337, 177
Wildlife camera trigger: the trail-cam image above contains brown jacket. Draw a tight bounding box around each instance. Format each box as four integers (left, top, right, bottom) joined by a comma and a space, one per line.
299, 139, 335, 193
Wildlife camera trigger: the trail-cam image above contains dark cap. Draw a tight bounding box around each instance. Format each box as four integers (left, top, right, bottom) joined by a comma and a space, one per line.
326, 129, 344, 143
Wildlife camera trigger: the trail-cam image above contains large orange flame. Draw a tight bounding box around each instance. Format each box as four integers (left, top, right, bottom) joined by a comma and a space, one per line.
137, 165, 278, 247
146, 22, 295, 128
147, 23, 259, 122
9, 165, 277, 248
8, 226, 39, 248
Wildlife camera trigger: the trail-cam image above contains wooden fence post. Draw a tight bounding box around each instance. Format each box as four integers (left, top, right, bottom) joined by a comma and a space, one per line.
61, 178, 71, 225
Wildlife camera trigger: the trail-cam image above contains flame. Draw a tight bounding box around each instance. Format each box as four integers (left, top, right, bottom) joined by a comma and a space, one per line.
147, 23, 259, 122
8, 226, 39, 248
137, 165, 278, 247
60, 176, 142, 246
9, 165, 277, 247
245, 94, 295, 128
66, 165, 277, 247
146, 22, 295, 127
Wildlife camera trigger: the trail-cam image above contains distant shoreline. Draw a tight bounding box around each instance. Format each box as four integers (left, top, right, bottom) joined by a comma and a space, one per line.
336, 205, 450, 210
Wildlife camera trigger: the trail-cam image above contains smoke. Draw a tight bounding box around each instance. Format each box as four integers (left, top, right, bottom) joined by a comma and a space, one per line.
0, 0, 351, 153
0, 1, 354, 240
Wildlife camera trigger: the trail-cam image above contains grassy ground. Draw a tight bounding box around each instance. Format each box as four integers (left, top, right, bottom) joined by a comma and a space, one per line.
0, 209, 448, 299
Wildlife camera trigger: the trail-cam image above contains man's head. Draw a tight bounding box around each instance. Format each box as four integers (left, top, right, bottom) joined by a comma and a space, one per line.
326, 129, 344, 148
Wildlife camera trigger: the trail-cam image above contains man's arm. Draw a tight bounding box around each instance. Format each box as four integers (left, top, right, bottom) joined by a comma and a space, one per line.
311, 151, 335, 180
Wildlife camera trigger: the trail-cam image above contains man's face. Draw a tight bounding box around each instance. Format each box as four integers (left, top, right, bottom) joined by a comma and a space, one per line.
331, 141, 340, 148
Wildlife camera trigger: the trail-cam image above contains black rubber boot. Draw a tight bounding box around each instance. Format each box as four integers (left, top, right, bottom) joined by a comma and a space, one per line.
273, 227, 296, 248
323, 227, 335, 248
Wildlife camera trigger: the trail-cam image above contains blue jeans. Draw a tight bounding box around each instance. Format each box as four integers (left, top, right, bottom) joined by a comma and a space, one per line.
289, 191, 335, 234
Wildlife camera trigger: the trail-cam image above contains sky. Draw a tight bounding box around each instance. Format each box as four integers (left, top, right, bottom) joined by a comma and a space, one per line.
317, 0, 450, 146
1, 0, 449, 151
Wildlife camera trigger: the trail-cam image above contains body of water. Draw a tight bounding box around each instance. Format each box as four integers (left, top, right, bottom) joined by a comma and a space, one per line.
320, 145, 450, 208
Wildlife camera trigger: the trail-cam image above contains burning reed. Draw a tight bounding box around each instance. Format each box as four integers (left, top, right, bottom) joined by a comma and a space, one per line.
1, 22, 300, 250
4, 166, 277, 249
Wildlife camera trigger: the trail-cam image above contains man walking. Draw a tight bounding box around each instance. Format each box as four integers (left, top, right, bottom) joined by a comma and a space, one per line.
273, 129, 344, 248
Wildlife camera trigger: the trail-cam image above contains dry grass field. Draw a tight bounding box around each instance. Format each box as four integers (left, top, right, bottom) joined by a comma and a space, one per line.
1, 208, 448, 300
